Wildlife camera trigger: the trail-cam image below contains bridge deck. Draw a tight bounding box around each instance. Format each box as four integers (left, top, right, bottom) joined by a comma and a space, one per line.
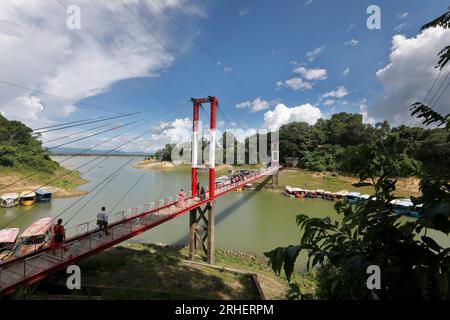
0, 166, 279, 296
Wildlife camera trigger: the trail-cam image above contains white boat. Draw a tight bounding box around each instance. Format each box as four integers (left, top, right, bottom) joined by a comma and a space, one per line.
285, 186, 307, 198
390, 199, 420, 218
345, 192, 361, 204
1, 193, 20, 208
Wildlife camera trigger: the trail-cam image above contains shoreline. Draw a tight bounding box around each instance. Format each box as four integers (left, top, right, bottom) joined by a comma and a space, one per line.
0, 169, 88, 199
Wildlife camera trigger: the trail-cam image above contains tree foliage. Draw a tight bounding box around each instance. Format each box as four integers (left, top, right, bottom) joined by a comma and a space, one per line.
0, 114, 59, 173
279, 112, 448, 178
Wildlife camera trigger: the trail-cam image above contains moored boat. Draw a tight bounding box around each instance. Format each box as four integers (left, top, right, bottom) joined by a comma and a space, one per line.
18, 217, 53, 256
334, 190, 348, 202
36, 189, 52, 203
20, 191, 36, 206
243, 183, 254, 191
323, 191, 335, 201
390, 199, 420, 218
357, 194, 371, 203
307, 190, 317, 198
1, 193, 20, 208
0, 228, 20, 261
285, 186, 306, 198
315, 189, 325, 198
345, 192, 361, 204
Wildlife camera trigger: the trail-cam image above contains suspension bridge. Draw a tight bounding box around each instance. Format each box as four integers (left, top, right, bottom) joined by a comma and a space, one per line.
0, 96, 280, 296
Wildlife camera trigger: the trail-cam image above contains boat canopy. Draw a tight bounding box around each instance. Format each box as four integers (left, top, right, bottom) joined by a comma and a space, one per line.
20, 217, 53, 238
20, 191, 36, 198
35, 189, 51, 196
390, 199, 413, 208
0, 228, 19, 244
1, 193, 20, 201
285, 186, 305, 193
335, 190, 349, 196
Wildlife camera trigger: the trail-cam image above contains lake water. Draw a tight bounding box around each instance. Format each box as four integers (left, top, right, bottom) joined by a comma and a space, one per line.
1, 156, 448, 271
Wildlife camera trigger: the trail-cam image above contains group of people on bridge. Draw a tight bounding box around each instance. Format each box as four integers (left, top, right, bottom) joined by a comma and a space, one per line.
48, 206, 111, 256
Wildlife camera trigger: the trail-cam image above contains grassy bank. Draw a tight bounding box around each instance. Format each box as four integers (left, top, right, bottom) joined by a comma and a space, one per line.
277, 168, 420, 197
0, 166, 87, 198
25, 243, 315, 300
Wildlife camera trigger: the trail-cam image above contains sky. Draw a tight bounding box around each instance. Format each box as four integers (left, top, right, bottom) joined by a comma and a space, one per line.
0, 0, 449, 152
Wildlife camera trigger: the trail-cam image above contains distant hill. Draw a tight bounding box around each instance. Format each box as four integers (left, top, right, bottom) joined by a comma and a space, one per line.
50, 147, 149, 157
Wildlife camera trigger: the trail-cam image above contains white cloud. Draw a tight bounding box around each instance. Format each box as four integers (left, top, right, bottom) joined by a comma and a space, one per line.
394, 23, 410, 33
0, 0, 203, 130
397, 12, 409, 20
149, 117, 192, 151
1, 95, 48, 127
293, 66, 328, 80
263, 103, 322, 131
344, 39, 359, 46
321, 86, 349, 99
304, 0, 314, 6
277, 77, 314, 91
239, 8, 249, 16
359, 99, 376, 124
323, 99, 335, 106
368, 26, 450, 125
306, 46, 325, 62
236, 98, 270, 113
342, 67, 350, 76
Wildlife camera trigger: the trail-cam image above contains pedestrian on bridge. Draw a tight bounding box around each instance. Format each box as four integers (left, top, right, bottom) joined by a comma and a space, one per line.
51, 218, 68, 255
199, 186, 206, 201
97, 207, 110, 236
178, 189, 186, 208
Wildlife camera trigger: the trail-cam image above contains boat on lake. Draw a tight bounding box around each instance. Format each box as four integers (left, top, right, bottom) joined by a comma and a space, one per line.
334, 190, 348, 202
390, 199, 420, 218
36, 189, 52, 203
18, 217, 53, 256
20, 191, 36, 206
0, 228, 20, 261
357, 194, 371, 203
1, 193, 20, 208
243, 183, 255, 191
345, 192, 361, 204
284, 186, 307, 198
323, 191, 335, 201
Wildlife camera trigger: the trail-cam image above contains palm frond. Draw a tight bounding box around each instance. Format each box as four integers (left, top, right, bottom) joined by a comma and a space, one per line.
421, 10, 450, 30
410, 102, 450, 128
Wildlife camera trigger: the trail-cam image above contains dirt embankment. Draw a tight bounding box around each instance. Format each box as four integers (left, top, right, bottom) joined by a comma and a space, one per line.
133, 159, 175, 170
0, 172, 87, 198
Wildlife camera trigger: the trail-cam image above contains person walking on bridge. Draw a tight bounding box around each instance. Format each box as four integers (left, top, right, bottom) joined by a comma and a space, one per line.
177, 189, 186, 208
199, 186, 206, 201
51, 218, 68, 255
97, 206, 110, 236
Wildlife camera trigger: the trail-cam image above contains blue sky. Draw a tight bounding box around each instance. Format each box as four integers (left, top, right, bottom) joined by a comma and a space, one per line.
0, 0, 449, 151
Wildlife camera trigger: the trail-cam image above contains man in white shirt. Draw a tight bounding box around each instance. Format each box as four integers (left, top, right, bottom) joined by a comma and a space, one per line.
97, 206, 110, 236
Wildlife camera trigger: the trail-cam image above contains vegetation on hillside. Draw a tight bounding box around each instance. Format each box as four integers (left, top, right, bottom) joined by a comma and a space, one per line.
0, 114, 59, 173
0, 114, 85, 193
279, 114, 448, 178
